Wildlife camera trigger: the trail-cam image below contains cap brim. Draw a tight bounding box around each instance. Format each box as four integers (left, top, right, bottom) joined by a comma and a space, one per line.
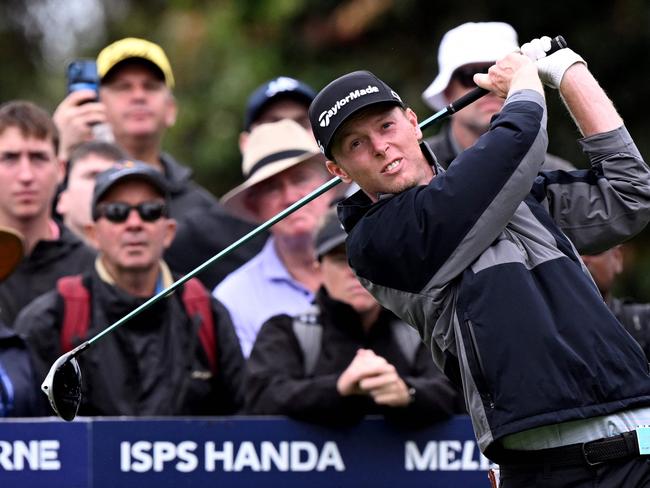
222, 153, 325, 223
0, 226, 24, 281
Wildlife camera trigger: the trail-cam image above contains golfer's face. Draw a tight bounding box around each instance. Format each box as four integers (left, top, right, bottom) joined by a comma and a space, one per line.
329, 107, 433, 200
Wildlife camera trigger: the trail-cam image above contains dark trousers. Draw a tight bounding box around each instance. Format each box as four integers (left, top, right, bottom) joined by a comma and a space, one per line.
499, 457, 650, 487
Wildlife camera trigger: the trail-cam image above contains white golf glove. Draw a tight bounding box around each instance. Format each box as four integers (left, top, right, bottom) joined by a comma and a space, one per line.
520, 36, 586, 89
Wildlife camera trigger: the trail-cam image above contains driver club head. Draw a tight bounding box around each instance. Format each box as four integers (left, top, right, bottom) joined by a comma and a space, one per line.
41, 352, 83, 421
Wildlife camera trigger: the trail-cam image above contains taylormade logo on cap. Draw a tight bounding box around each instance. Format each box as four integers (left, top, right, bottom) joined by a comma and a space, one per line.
318, 85, 380, 128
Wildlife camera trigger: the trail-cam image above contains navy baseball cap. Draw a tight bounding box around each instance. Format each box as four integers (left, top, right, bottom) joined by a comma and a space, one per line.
92, 160, 169, 218
309, 70, 404, 160
244, 76, 316, 131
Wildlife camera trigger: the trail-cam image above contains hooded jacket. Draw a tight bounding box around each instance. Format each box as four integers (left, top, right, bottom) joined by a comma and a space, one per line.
338, 90, 650, 458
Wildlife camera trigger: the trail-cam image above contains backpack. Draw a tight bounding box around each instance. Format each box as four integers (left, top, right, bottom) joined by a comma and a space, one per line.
292, 306, 422, 376
57, 275, 217, 374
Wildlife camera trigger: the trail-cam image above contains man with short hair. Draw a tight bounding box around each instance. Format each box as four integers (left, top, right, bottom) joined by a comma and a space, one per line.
0, 100, 95, 326
56, 140, 127, 243
422, 21, 573, 171
214, 120, 332, 357
308, 39, 650, 485
245, 208, 461, 426
15, 161, 244, 416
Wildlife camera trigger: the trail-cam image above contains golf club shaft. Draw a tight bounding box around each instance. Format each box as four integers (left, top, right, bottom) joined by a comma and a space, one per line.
65, 36, 568, 357
74, 176, 342, 354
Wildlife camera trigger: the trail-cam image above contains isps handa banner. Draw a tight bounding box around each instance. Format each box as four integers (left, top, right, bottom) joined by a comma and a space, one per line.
0, 415, 494, 487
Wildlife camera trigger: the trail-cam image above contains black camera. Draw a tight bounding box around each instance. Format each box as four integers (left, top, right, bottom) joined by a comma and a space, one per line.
66, 59, 99, 96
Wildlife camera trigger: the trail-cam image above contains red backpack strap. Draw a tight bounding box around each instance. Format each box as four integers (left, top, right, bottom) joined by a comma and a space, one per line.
182, 278, 217, 375
57, 275, 91, 353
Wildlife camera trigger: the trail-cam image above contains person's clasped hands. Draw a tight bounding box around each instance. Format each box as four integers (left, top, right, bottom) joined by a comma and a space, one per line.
336, 349, 412, 407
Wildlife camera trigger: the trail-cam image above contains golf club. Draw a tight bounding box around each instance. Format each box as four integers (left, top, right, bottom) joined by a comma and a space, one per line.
41, 35, 567, 421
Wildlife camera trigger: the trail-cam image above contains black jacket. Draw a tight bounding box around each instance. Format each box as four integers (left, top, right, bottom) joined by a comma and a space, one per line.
0, 322, 45, 417
164, 205, 267, 290
245, 288, 462, 428
14, 266, 244, 416
160, 152, 221, 219
160, 153, 267, 289
0, 222, 96, 326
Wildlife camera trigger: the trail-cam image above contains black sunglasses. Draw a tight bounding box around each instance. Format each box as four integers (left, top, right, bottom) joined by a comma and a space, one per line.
452, 64, 492, 89
93, 201, 168, 223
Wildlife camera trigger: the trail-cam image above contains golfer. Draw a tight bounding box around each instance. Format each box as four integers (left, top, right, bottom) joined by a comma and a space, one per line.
308, 38, 650, 486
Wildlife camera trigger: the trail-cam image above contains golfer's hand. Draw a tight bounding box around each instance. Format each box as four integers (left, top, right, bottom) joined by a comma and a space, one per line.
474, 52, 544, 99
337, 349, 389, 396
520, 36, 586, 89
53, 90, 108, 161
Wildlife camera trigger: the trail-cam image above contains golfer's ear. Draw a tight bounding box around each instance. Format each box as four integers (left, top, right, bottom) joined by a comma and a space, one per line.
405, 108, 422, 140
326, 160, 352, 184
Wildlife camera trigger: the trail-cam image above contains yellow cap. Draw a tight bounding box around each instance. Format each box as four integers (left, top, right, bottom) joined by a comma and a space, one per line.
97, 37, 175, 89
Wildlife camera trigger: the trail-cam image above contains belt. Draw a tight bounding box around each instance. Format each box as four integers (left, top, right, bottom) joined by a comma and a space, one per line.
496, 430, 640, 467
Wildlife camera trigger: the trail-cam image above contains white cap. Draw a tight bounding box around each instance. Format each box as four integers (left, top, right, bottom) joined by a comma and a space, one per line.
422, 22, 519, 111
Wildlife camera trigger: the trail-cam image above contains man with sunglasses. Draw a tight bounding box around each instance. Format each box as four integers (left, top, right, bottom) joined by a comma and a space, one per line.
422, 22, 573, 171
15, 161, 245, 416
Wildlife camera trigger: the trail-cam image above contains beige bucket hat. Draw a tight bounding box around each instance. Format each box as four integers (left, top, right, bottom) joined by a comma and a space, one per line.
221, 119, 325, 222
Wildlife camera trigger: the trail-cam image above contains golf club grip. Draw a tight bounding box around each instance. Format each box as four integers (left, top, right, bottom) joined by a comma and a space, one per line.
446, 35, 567, 115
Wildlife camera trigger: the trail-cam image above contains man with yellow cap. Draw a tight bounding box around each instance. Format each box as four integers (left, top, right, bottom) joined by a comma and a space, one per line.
53, 37, 261, 284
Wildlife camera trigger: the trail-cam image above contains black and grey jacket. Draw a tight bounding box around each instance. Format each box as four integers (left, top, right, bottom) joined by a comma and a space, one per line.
338, 90, 650, 458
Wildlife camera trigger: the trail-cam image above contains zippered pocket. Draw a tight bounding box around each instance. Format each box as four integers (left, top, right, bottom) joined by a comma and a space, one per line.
462, 318, 494, 409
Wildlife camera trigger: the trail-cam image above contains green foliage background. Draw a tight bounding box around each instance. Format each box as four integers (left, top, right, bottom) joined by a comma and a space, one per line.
1, 0, 650, 297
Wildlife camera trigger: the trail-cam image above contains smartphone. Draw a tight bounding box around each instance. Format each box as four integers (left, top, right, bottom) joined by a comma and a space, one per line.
66, 59, 99, 96
65, 59, 114, 142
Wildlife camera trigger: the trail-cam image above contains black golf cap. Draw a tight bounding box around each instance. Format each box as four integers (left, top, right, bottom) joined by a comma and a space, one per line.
92, 160, 169, 218
244, 76, 316, 131
309, 70, 404, 160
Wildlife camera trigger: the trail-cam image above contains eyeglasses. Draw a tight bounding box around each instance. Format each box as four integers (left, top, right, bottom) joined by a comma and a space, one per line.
452, 63, 492, 88
93, 201, 168, 223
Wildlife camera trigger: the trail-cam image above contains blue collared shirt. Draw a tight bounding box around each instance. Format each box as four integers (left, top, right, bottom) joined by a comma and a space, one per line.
214, 238, 315, 357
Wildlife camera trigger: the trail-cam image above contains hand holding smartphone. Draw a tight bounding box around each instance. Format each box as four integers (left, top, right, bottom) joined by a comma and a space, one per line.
66, 60, 114, 142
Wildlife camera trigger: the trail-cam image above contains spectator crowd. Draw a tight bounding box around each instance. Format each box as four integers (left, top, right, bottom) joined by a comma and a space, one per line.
1, 23, 650, 483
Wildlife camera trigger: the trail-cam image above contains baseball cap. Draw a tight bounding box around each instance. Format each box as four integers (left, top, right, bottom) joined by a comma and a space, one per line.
244, 76, 316, 131
92, 160, 169, 218
314, 208, 347, 261
97, 37, 175, 88
222, 119, 325, 222
309, 70, 404, 160
0, 226, 24, 282
422, 22, 519, 110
